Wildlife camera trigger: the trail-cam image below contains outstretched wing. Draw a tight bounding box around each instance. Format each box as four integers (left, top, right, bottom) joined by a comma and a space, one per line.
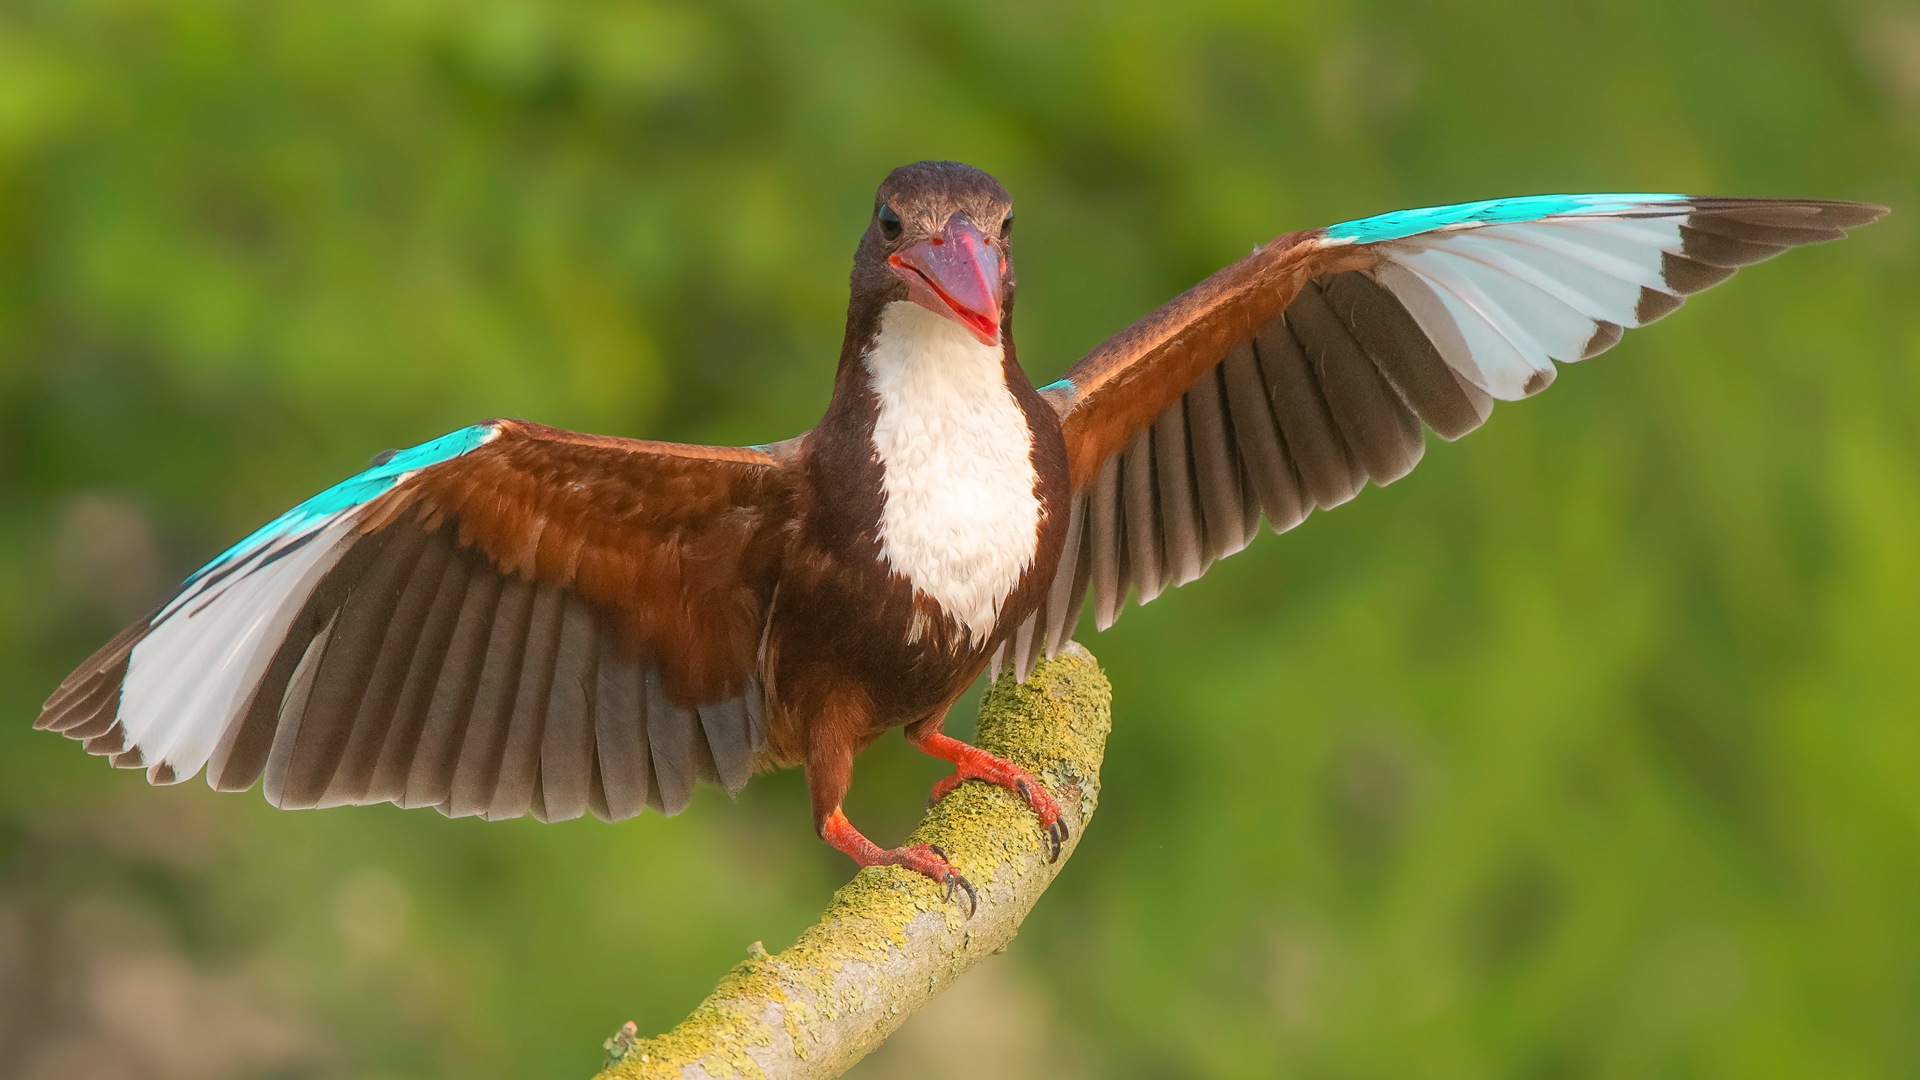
994, 194, 1885, 678
37, 420, 799, 822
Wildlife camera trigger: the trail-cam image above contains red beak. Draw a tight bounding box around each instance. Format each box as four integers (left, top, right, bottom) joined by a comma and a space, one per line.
888, 215, 1004, 345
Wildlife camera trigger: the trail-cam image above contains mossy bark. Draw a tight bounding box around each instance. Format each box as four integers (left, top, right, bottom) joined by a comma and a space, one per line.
593, 642, 1112, 1080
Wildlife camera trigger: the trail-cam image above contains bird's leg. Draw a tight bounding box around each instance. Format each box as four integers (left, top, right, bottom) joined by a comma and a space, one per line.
820, 807, 977, 915
808, 723, 975, 915
910, 729, 1069, 862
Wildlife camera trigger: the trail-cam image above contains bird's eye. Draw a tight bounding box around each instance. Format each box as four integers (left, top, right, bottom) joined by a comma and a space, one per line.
1001, 212, 1014, 239
877, 204, 902, 240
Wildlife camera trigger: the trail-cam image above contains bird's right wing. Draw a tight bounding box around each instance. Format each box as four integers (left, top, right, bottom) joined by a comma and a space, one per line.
38, 420, 801, 822
993, 195, 1885, 679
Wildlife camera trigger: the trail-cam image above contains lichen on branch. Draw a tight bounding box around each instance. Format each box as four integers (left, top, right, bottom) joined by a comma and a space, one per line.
593, 643, 1112, 1080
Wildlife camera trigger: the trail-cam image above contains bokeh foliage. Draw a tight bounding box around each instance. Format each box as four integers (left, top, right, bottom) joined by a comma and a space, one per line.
2, 0, 1916, 1077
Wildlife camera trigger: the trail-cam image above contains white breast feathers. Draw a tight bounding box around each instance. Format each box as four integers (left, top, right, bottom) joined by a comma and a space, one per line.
865, 301, 1041, 643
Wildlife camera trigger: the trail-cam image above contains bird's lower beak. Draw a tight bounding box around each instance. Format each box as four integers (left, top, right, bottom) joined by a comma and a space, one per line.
888, 216, 1004, 346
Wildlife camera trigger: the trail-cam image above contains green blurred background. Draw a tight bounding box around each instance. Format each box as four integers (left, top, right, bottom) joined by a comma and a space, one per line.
2, 0, 1916, 1077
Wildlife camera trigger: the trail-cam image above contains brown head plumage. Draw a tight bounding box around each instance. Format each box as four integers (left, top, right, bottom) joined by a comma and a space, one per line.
849, 161, 1016, 346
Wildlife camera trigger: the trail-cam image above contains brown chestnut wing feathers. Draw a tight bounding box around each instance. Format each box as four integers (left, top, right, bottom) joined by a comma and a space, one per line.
997, 196, 1884, 679
37, 420, 799, 822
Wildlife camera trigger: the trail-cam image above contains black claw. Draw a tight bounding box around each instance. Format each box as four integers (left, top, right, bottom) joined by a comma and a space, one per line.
953, 872, 978, 916
919, 846, 975, 915
1046, 820, 1068, 863
1015, 779, 1031, 800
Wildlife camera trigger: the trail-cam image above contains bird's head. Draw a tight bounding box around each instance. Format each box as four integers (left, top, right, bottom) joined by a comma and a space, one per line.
854, 161, 1014, 347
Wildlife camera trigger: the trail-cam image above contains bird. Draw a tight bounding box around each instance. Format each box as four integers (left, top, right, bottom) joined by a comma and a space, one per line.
36, 161, 1884, 913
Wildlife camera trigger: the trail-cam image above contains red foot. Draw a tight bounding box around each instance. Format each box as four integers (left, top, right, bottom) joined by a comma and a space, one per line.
821, 808, 977, 915
913, 732, 1069, 862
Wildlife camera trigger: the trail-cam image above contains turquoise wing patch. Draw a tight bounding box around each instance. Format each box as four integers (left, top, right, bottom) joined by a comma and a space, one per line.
191, 423, 498, 581
1324, 193, 1685, 245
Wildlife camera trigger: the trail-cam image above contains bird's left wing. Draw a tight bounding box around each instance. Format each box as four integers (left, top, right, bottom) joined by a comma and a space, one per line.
996, 194, 1884, 678
37, 420, 800, 822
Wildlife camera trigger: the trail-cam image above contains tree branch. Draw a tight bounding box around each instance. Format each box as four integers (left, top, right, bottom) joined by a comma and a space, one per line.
593, 642, 1112, 1080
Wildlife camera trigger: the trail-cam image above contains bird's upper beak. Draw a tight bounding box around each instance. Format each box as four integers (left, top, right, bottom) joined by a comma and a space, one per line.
888, 215, 1004, 346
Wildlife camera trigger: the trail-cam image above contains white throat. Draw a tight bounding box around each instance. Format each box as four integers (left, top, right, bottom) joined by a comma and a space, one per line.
865, 301, 1040, 643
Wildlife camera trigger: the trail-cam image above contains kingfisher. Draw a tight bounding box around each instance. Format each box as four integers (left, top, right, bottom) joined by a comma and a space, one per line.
38, 161, 1882, 911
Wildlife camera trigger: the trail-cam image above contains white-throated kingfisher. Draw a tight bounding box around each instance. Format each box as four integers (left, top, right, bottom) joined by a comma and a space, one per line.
38, 162, 1884, 912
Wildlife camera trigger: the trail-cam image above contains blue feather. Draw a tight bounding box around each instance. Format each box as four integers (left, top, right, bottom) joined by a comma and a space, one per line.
1324, 193, 1685, 245
190, 423, 497, 582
